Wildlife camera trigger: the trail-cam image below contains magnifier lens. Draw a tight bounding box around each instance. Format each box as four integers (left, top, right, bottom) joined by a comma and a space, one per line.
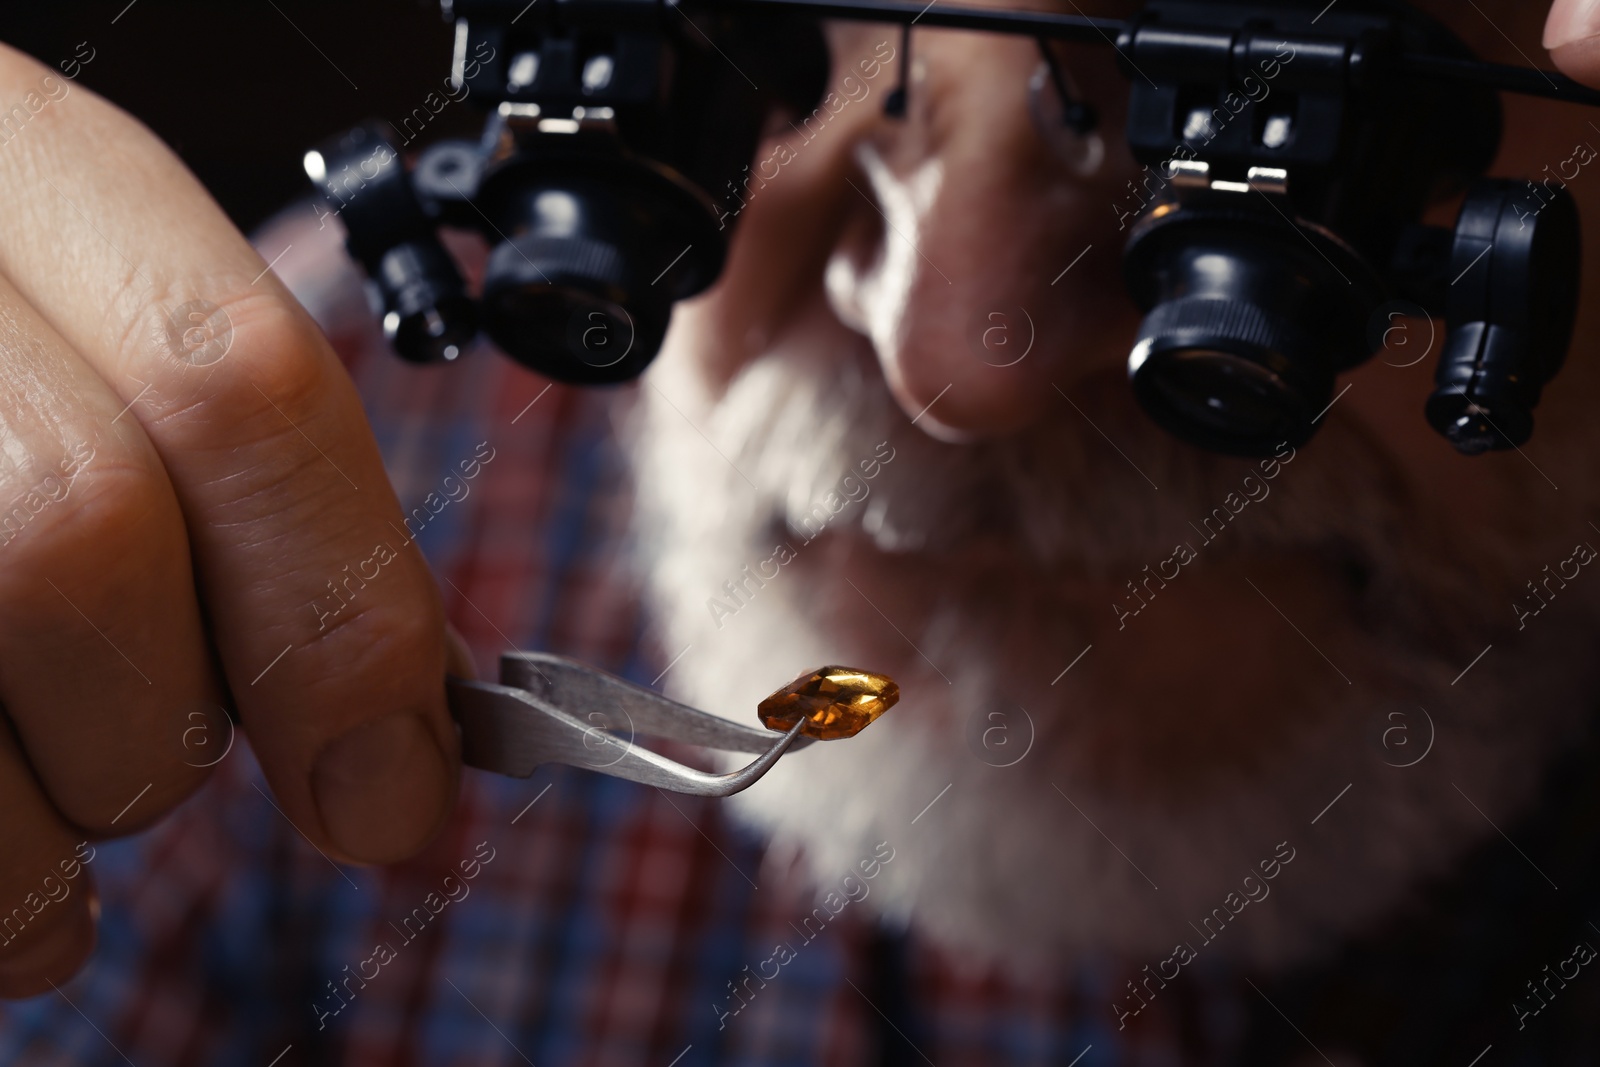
1137, 348, 1302, 446
1123, 208, 1379, 456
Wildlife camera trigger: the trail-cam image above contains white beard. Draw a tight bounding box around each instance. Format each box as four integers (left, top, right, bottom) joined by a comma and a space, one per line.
628, 306, 1600, 977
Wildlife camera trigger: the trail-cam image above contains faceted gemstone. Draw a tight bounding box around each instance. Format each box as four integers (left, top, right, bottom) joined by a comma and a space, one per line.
758, 666, 900, 740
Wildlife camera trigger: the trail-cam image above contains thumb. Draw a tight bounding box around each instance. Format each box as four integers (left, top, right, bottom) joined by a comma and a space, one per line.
1546, 0, 1600, 86
444, 620, 479, 681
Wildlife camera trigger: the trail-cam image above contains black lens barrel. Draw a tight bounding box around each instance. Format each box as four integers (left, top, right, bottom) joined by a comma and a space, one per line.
306, 123, 478, 364
1425, 179, 1581, 454
1124, 202, 1382, 457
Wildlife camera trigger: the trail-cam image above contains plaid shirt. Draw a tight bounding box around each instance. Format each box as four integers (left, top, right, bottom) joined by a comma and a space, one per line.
0, 208, 1223, 1067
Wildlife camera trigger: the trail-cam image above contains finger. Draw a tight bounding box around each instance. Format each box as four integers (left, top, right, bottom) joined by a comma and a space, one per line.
0, 271, 216, 832
0, 45, 458, 863
0, 726, 96, 999
1546, 0, 1600, 86
444, 621, 478, 681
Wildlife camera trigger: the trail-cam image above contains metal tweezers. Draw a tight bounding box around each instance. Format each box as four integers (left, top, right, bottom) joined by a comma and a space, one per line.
447, 651, 813, 796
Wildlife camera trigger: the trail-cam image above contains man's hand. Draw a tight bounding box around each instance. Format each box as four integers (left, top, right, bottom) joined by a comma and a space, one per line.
0, 44, 459, 996
1548, 0, 1600, 85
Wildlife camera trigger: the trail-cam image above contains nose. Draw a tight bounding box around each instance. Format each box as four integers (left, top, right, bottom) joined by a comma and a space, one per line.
823, 28, 1141, 440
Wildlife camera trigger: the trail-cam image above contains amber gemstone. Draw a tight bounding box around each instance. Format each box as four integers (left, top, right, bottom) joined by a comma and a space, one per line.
758, 666, 900, 740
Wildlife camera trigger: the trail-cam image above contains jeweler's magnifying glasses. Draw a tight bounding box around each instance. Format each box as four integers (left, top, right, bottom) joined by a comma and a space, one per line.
305, 0, 1594, 457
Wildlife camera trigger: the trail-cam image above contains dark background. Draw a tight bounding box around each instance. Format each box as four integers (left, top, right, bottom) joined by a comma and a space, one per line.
8, 1, 480, 232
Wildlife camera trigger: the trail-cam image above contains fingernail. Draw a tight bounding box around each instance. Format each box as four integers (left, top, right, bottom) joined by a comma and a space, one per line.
0, 899, 96, 998
1547, 0, 1600, 49
444, 621, 478, 681
313, 713, 455, 863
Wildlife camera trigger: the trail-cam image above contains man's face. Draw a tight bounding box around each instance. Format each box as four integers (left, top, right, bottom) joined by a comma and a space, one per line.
632, 0, 1600, 969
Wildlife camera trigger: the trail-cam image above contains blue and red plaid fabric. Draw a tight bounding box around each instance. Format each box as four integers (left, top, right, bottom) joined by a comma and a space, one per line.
0, 212, 1239, 1066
